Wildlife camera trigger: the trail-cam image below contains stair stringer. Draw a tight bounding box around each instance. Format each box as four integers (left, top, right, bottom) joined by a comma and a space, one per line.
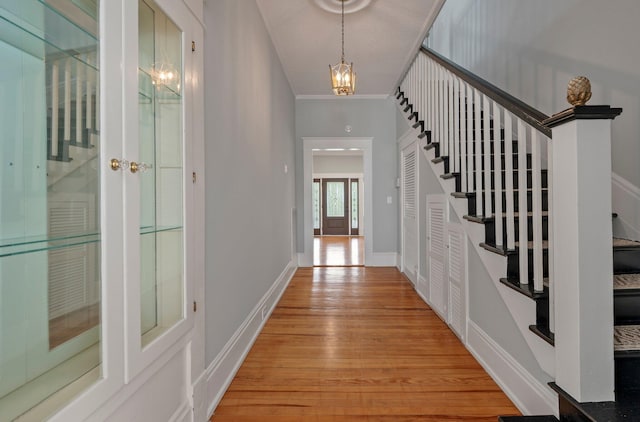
417, 130, 556, 378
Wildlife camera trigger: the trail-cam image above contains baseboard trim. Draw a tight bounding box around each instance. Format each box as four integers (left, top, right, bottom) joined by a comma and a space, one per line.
466, 321, 557, 417
368, 252, 397, 267
169, 401, 192, 422
417, 274, 428, 302
204, 261, 297, 419
612, 173, 640, 241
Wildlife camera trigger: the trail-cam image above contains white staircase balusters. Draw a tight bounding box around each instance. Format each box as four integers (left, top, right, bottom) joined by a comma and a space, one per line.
483, 95, 492, 219
493, 101, 503, 249
474, 88, 483, 216
504, 112, 516, 251
51, 61, 60, 158
531, 130, 545, 292
64, 58, 72, 149
460, 81, 468, 194
517, 120, 529, 285
76, 60, 83, 145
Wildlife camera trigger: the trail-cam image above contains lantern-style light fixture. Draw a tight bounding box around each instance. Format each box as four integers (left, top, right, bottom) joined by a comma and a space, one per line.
329, 0, 356, 95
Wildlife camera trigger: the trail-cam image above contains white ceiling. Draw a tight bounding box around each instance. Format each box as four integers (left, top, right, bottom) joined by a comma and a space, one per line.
255, 0, 444, 97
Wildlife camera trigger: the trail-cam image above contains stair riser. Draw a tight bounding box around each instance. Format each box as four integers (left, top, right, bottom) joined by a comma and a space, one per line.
506, 249, 549, 280
465, 138, 519, 154
470, 170, 548, 190
465, 190, 549, 216
462, 153, 533, 172
616, 355, 640, 392
614, 294, 640, 324
614, 248, 640, 273
485, 216, 549, 245
535, 296, 551, 334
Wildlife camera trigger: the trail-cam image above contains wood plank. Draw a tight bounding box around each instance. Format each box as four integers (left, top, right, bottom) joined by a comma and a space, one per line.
211, 267, 520, 420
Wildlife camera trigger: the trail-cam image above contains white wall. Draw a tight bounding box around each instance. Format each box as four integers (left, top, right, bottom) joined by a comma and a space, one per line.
427, 0, 640, 239
296, 98, 398, 254
203, 0, 296, 366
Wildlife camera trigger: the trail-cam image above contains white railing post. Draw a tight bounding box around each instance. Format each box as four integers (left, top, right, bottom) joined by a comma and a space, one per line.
482, 95, 492, 219
544, 104, 622, 402
473, 89, 482, 216
493, 102, 503, 248
503, 112, 516, 250
517, 120, 529, 284
76, 60, 83, 145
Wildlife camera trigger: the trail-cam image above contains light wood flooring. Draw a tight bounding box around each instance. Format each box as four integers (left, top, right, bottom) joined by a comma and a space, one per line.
211, 267, 520, 421
314, 235, 364, 267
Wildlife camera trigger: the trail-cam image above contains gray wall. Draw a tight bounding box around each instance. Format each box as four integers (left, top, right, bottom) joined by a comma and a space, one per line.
427, 0, 640, 191
313, 155, 363, 174
296, 98, 398, 254
203, 0, 296, 364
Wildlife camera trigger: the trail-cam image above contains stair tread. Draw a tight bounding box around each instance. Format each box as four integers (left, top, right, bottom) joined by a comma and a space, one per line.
615, 274, 640, 290
614, 237, 640, 248
615, 325, 640, 351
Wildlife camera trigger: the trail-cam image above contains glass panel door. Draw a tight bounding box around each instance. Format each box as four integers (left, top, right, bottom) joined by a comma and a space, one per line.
138, 0, 184, 347
0, 0, 101, 419
325, 182, 345, 217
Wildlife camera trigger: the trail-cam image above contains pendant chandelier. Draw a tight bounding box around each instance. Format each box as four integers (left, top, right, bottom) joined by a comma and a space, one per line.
329, 0, 356, 95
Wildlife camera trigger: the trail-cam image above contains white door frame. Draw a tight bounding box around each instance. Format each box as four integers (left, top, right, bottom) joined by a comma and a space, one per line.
301, 137, 373, 267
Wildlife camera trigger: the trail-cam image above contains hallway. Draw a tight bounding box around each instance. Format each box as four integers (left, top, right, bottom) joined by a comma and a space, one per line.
210, 267, 520, 420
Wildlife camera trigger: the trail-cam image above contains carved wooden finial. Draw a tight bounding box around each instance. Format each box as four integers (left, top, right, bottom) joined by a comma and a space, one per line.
567, 76, 592, 106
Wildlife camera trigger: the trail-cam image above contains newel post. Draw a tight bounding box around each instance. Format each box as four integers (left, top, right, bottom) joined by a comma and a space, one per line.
543, 78, 622, 402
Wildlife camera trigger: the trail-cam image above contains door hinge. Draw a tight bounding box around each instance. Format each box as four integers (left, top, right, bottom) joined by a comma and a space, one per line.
192, 171, 197, 183
192, 41, 196, 52
193, 301, 197, 312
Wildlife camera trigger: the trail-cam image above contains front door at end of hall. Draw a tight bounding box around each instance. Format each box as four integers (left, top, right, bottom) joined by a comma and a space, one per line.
322, 178, 349, 235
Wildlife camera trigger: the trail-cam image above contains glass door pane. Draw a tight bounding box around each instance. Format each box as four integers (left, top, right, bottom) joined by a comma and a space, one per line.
138, 0, 184, 347
0, 0, 101, 419
326, 182, 345, 217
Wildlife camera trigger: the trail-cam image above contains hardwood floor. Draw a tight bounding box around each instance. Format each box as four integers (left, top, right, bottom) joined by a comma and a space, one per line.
211, 267, 520, 421
314, 235, 364, 266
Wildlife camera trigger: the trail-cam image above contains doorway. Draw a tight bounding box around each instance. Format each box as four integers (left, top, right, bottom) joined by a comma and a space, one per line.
302, 137, 373, 267
322, 178, 349, 235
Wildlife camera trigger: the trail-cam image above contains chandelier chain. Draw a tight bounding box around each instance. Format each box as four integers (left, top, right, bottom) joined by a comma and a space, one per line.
341, 0, 345, 61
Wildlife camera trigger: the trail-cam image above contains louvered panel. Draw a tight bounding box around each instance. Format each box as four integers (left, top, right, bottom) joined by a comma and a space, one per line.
48, 246, 87, 319
449, 235, 463, 282
403, 150, 416, 220
430, 258, 445, 314
447, 225, 466, 341
449, 283, 463, 337
48, 197, 93, 320
430, 207, 444, 254
49, 206, 88, 236
427, 197, 446, 318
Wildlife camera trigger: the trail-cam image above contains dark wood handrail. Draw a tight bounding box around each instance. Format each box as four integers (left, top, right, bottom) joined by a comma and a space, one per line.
420, 46, 552, 138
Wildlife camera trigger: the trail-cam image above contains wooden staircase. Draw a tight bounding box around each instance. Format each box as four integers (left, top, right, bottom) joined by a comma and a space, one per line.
396, 48, 640, 419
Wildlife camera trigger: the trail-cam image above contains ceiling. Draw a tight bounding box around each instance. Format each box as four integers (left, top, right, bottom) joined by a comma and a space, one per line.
255, 0, 444, 97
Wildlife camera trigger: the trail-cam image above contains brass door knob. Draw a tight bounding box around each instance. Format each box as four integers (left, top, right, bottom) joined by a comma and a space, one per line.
129, 161, 152, 173
110, 158, 130, 171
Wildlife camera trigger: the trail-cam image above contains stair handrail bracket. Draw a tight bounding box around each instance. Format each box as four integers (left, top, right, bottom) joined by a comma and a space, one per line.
544, 104, 622, 403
